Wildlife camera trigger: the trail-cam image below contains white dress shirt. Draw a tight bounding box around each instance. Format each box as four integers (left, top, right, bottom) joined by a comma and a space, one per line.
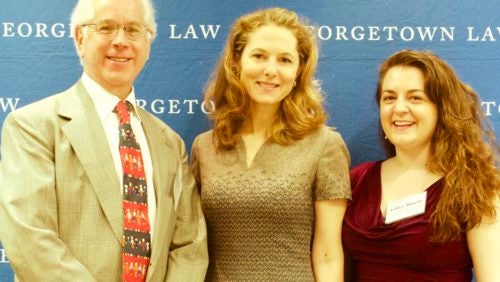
81, 73, 156, 240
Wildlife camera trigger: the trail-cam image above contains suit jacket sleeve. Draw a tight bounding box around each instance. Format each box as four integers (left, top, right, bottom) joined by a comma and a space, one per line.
164, 132, 208, 282
0, 111, 96, 281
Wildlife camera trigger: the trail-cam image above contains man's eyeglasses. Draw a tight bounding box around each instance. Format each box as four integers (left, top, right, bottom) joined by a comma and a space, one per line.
81, 20, 151, 40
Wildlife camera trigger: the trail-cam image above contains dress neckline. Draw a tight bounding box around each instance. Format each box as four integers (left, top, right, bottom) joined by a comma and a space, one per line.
237, 136, 270, 169
374, 161, 443, 225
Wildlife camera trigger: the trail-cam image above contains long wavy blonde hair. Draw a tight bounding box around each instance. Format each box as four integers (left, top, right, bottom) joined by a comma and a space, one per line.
204, 7, 327, 151
376, 49, 500, 242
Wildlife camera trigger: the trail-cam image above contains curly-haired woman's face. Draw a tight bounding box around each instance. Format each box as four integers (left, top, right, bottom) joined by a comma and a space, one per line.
239, 24, 300, 113
379, 66, 438, 154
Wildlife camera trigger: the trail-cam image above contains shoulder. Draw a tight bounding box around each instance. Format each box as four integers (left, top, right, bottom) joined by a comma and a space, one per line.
314, 126, 350, 158
137, 107, 187, 150
350, 161, 381, 188
193, 130, 213, 145
9, 86, 74, 118
137, 107, 167, 129
291, 126, 350, 166
303, 125, 347, 148
3, 85, 76, 131
316, 125, 344, 140
323, 126, 347, 149
191, 130, 215, 153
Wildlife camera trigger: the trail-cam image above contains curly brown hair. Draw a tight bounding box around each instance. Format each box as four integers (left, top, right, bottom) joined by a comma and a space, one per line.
204, 7, 327, 151
376, 49, 500, 242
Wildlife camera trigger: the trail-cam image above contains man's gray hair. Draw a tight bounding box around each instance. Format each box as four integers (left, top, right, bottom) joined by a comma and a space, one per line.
70, 0, 157, 45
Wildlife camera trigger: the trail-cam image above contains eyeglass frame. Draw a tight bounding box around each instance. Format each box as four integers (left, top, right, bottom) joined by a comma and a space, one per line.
80, 20, 152, 40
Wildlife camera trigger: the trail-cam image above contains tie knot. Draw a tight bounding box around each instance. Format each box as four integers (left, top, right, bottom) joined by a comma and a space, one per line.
115, 100, 132, 123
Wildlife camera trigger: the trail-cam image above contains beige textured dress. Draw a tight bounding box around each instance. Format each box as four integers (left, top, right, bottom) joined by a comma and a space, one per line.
191, 126, 351, 281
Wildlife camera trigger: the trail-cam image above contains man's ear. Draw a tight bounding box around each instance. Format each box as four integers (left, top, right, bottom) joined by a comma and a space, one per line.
74, 26, 85, 58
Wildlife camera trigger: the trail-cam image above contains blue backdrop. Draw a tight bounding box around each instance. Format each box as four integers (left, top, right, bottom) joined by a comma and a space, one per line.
1, 0, 499, 279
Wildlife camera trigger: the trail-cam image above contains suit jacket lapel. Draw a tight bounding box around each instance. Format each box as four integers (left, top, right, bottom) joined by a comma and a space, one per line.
139, 110, 178, 277
58, 81, 123, 242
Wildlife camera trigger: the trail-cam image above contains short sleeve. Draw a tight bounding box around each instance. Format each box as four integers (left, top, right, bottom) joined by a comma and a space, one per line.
314, 129, 352, 201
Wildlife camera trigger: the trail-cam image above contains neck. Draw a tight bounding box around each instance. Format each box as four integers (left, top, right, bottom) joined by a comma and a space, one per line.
109, 87, 132, 100
384, 145, 443, 193
83, 71, 132, 100
393, 145, 432, 170
242, 104, 279, 136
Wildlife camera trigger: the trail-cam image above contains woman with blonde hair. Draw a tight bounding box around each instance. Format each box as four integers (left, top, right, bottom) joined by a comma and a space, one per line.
191, 7, 351, 281
342, 49, 500, 281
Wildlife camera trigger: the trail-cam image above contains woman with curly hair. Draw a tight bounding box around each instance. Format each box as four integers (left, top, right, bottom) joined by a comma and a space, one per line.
191, 7, 351, 281
342, 49, 500, 281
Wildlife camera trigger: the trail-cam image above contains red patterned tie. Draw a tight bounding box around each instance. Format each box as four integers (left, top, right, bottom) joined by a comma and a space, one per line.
115, 100, 151, 282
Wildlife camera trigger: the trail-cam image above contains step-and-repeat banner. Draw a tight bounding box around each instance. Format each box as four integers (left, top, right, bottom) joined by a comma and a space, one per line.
1, 0, 499, 279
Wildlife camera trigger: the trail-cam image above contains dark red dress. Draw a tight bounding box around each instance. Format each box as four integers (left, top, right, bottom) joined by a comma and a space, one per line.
342, 161, 473, 281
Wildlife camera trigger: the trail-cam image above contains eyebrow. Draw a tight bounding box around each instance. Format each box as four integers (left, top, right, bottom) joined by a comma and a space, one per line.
381, 89, 425, 94
97, 19, 143, 25
250, 48, 297, 58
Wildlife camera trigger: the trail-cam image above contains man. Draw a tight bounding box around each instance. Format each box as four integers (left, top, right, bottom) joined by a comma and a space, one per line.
0, 0, 208, 281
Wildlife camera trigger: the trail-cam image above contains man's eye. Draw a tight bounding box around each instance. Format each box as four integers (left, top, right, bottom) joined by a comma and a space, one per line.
126, 25, 141, 34
98, 24, 116, 33
280, 57, 292, 63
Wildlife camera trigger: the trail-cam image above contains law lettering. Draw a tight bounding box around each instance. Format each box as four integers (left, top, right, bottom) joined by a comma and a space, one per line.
467, 27, 500, 41
0, 98, 20, 112
169, 24, 221, 39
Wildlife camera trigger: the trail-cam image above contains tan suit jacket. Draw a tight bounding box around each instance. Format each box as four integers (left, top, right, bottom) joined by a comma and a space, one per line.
0, 81, 208, 281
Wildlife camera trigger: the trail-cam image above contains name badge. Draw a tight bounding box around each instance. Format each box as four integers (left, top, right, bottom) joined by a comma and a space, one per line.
385, 191, 427, 224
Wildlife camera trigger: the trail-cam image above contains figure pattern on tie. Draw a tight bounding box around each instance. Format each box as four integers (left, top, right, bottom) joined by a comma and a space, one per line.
115, 100, 151, 282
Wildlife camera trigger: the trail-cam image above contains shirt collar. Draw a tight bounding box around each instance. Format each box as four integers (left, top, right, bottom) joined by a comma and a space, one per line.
81, 73, 142, 121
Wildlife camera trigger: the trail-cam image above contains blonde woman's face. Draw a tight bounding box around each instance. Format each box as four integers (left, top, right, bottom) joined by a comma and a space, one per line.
239, 24, 300, 112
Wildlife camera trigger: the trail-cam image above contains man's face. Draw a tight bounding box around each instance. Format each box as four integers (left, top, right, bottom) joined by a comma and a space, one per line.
75, 0, 152, 98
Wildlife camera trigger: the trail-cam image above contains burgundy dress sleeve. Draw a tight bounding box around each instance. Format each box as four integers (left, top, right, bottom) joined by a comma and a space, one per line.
342, 161, 473, 281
